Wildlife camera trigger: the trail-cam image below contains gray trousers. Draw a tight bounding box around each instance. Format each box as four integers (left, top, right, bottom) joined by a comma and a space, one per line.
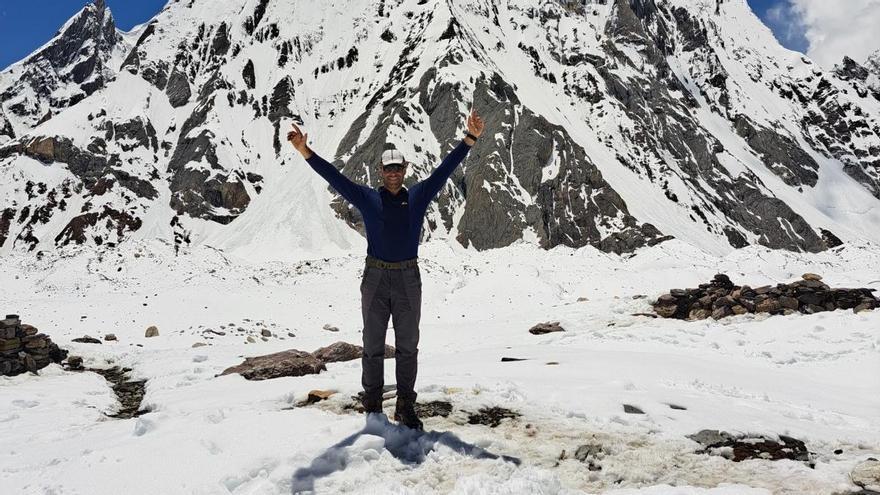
360, 263, 422, 403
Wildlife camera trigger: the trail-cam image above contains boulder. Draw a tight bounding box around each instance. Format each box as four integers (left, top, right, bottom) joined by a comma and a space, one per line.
145, 326, 159, 338
72, 335, 102, 344
312, 341, 395, 363
219, 349, 326, 380
528, 321, 565, 335
851, 459, 880, 491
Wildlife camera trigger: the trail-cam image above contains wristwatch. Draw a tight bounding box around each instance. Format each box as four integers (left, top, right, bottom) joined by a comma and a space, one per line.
465, 132, 478, 141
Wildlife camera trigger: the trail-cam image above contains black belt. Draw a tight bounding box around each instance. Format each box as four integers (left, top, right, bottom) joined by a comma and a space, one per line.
365, 255, 418, 269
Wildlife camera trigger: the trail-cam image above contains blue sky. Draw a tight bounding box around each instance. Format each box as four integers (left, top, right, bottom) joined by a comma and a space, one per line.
0, 0, 808, 71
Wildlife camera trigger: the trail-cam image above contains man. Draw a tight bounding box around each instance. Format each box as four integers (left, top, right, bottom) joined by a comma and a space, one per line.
288, 110, 485, 430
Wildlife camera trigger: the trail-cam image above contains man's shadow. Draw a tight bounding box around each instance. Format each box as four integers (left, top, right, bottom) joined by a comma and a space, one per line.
291, 413, 521, 494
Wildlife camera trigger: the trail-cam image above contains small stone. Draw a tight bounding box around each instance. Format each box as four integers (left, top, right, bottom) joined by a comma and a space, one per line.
731, 305, 748, 315
850, 459, 880, 491
574, 444, 603, 462
67, 355, 84, 370
577, 297, 589, 302
711, 306, 731, 320
322, 324, 339, 332
21, 324, 38, 336
72, 336, 102, 344
306, 389, 335, 404
246, 336, 256, 343
688, 308, 711, 320
623, 404, 644, 414
104, 334, 117, 341
756, 298, 781, 313
287, 332, 296, 338
261, 329, 271, 337
802, 273, 822, 281
0, 338, 21, 351
779, 296, 799, 310
528, 321, 565, 335
854, 303, 874, 313
501, 357, 527, 362
145, 326, 159, 338
191, 342, 207, 348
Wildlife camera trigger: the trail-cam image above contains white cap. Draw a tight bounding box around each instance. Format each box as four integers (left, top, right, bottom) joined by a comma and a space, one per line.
381, 149, 406, 166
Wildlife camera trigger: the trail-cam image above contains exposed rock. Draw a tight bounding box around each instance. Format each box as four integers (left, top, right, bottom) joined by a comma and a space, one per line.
305, 389, 335, 404
166, 70, 192, 108
322, 324, 339, 332
104, 334, 117, 341
851, 459, 880, 491
623, 404, 645, 414
66, 355, 84, 370
688, 429, 812, 464
72, 335, 102, 344
219, 349, 327, 380
414, 400, 453, 418
467, 406, 521, 427
529, 321, 565, 335
144, 326, 159, 338
312, 341, 395, 363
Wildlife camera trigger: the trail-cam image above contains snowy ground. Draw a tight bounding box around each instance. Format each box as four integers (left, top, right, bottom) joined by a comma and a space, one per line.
1, 239, 879, 494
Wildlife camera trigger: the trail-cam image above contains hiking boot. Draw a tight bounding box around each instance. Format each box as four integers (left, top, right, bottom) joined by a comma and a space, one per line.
362, 394, 383, 414
394, 400, 423, 430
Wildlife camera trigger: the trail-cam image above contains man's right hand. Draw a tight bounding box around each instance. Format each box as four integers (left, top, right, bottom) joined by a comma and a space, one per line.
287, 123, 313, 159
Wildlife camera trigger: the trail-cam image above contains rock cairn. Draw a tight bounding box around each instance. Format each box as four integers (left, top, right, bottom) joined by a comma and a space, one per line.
653, 274, 878, 320
1, 314, 68, 376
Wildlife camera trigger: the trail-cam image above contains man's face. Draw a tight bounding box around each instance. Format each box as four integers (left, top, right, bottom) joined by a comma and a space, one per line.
380, 163, 406, 189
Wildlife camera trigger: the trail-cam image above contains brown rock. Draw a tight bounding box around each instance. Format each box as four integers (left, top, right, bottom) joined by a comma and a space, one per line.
21, 324, 38, 336
654, 305, 677, 318
529, 321, 565, 335
802, 273, 822, 281
754, 285, 772, 295
731, 305, 748, 315
72, 335, 102, 344
711, 306, 732, 320
756, 298, 781, 313
854, 303, 874, 313
104, 334, 117, 341
689, 308, 711, 320
145, 326, 159, 338
219, 349, 326, 380
0, 338, 21, 351
312, 341, 395, 363
306, 389, 336, 404
66, 355, 84, 370
779, 296, 799, 310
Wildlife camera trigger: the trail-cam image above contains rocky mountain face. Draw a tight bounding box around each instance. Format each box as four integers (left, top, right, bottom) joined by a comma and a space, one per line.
1, 0, 879, 258
0, 0, 129, 141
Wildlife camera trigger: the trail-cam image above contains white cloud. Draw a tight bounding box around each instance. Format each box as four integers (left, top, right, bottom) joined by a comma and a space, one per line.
788, 0, 880, 68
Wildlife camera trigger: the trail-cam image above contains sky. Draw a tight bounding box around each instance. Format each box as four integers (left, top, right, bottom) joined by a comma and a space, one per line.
0, 0, 878, 71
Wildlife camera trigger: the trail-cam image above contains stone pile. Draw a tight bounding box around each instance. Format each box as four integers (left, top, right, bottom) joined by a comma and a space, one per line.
653, 274, 878, 321
1, 314, 68, 376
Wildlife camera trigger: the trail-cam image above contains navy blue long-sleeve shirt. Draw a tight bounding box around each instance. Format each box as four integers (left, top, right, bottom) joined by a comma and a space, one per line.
306, 141, 472, 262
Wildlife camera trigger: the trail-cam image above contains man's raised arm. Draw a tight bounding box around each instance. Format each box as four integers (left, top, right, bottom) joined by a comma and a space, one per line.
288, 123, 368, 207
417, 109, 485, 201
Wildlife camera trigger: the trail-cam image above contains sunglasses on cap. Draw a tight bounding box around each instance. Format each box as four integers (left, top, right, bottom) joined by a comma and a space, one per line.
382, 163, 405, 173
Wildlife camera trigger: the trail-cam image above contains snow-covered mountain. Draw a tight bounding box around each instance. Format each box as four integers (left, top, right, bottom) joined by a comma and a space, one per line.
2, 0, 880, 259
